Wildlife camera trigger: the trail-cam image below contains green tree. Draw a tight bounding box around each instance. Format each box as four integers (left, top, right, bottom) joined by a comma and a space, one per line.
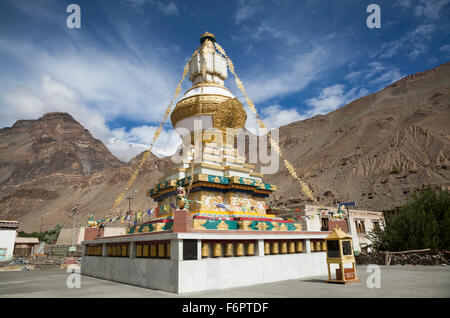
19, 224, 63, 244
42, 224, 63, 244
367, 187, 450, 251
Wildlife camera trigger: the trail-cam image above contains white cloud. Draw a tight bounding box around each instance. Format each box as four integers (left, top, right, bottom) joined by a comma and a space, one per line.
394, 0, 450, 20
0, 35, 178, 123
234, 0, 262, 24
108, 125, 181, 161
414, 0, 450, 20
239, 45, 334, 104
305, 84, 368, 117
1, 75, 111, 143
378, 24, 436, 59
261, 105, 304, 128
345, 71, 363, 81
157, 1, 179, 16
440, 44, 450, 55
345, 61, 403, 88
252, 23, 300, 46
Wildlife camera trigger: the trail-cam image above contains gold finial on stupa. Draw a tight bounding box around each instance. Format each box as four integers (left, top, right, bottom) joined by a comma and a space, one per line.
200, 31, 216, 44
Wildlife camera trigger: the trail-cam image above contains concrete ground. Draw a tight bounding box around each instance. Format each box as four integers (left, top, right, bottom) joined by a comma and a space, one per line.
0, 265, 448, 298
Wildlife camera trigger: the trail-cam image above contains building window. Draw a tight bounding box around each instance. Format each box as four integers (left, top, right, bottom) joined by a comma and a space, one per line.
355, 220, 366, 234
321, 217, 329, 231
373, 221, 380, 230
0, 248, 6, 261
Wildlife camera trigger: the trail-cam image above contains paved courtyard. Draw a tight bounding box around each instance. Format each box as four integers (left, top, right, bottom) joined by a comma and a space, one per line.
0, 265, 449, 298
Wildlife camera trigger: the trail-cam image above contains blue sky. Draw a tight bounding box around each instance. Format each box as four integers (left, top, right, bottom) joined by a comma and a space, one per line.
0, 0, 449, 161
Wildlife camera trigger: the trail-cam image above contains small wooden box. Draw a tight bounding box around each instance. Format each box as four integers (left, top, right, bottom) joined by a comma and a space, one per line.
336, 268, 355, 281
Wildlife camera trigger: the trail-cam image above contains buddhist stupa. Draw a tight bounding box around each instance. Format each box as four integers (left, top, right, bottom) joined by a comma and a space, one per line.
82, 33, 330, 295
142, 33, 302, 231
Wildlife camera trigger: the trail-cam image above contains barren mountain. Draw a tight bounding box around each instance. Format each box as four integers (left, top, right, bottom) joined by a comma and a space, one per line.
0, 113, 169, 232
265, 62, 450, 211
1, 62, 449, 232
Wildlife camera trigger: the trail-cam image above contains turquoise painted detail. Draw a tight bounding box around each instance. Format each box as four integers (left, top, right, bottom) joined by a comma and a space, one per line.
207, 175, 229, 184
238, 177, 257, 186
127, 220, 173, 234
259, 183, 272, 190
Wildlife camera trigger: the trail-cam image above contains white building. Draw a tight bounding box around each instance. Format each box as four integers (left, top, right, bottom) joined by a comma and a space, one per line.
0, 220, 19, 261
298, 205, 384, 253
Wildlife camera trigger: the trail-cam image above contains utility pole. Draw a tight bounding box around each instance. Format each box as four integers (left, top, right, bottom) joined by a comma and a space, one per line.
126, 196, 133, 215
70, 205, 79, 252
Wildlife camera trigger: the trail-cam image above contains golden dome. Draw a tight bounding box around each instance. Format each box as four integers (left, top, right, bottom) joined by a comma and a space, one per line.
171, 95, 247, 131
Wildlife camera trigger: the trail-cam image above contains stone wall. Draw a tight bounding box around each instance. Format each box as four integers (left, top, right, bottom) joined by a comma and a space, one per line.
356, 250, 449, 265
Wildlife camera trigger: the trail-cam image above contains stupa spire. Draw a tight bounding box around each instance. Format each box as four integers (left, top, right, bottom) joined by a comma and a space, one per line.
188, 32, 227, 87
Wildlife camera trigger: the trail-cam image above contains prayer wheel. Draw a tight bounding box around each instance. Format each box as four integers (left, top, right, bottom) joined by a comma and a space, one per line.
117, 245, 122, 256
137, 244, 143, 257
321, 240, 327, 251
288, 242, 296, 253
166, 243, 171, 258
246, 242, 255, 256
158, 244, 165, 258
236, 243, 245, 256
143, 244, 149, 257
315, 241, 321, 252
212, 243, 222, 257
150, 244, 157, 257
225, 243, 234, 257
108, 245, 112, 256
264, 242, 270, 255
281, 242, 288, 254
296, 241, 303, 253
201, 243, 210, 258
111, 245, 116, 256
310, 241, 315, 252
271, 242, 279, 254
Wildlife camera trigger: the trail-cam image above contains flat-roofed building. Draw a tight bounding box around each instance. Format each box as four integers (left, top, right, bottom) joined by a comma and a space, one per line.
0, 220, 19, 261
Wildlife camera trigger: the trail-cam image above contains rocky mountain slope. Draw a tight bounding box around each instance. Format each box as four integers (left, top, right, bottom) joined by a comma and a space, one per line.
0, 62, 449, 232
265, 62, 450, 211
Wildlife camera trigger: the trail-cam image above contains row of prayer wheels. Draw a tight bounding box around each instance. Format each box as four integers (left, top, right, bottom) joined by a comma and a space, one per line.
264, 241, 303, 255
310, 240, 327, 252
86, 245, 102, 256
201, 242, 255, 258
136, 242, 170, 258
107, 244, 130, 257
